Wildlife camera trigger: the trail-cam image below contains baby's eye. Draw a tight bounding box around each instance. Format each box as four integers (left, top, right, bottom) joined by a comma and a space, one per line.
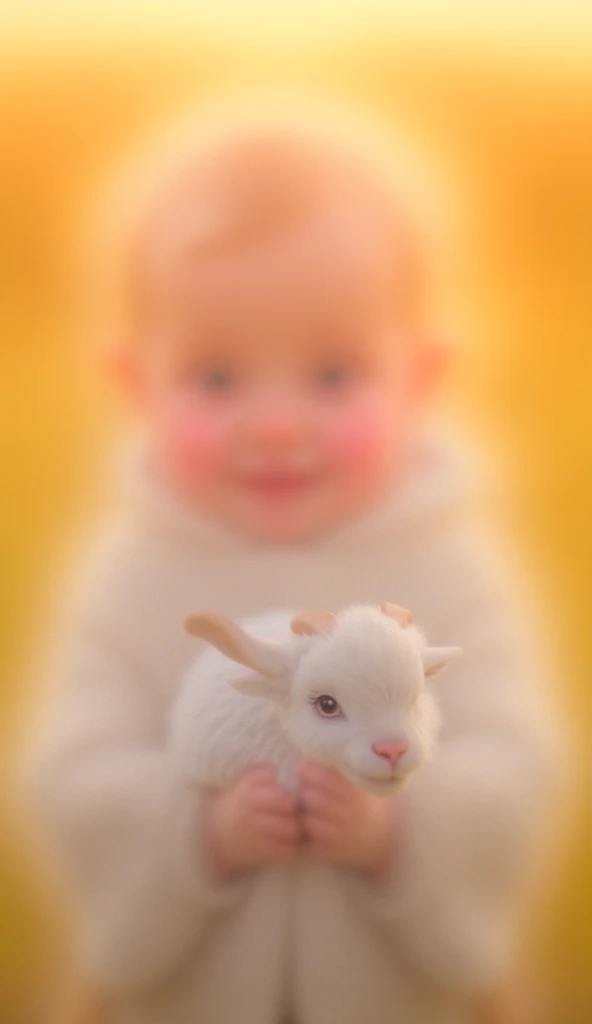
313, 695, 343, 718
314, 363, 354, 391
199, 367, 237, 394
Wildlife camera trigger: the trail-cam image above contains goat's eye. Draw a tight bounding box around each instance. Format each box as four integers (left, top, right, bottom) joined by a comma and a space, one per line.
314, 695, 342, 718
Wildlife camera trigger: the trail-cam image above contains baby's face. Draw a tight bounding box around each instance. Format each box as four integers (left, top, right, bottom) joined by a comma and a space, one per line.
136, 208, 427, 542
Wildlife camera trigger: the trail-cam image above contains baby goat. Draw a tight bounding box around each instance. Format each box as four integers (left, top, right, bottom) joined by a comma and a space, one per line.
170, 603, 461, 794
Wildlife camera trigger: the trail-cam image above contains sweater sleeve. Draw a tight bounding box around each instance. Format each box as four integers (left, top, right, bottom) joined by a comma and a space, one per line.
346, 535, 557, 995
26, 622, 249, 995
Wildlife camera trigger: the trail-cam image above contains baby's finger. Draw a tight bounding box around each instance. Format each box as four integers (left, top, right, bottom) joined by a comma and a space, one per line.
297, 762, 352, 801
299, 784, 347, 825
256, 812, 303, 844
251, 786, 299, 816
241, 765, 278, 789
302, 812, 341, 847
260, 839, 300, 865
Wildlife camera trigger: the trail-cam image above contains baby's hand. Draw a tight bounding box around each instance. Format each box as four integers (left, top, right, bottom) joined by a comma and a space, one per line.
298, 762, 395, 878
205, 767, 303, 880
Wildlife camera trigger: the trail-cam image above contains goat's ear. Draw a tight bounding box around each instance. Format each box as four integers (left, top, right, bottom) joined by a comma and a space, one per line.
184, 611, 286, 676
380, 602, 413, 627
230, 673, 289, 703
422, 646, 463, 679
290, 609, 336, 636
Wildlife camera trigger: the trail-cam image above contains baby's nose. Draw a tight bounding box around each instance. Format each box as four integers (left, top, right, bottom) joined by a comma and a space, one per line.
372, 739, 408, 765
245, 403, 304, 448
257, 410, 300, 440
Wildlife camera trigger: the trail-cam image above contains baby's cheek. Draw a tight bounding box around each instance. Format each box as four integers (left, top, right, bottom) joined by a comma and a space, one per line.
160, 399, 229, 486
324, 403, 395, 481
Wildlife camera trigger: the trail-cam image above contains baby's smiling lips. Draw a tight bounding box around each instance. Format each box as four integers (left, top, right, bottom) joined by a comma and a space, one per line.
238, 468, 324, 498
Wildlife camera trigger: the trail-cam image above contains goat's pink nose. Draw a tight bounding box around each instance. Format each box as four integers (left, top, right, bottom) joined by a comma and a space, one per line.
372, 740, 408, 765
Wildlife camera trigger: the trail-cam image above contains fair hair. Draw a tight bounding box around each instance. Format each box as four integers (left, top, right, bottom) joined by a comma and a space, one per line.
93, 91, 444, 338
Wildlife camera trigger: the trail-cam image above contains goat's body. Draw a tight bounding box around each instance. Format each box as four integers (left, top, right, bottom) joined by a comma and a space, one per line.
171, 605, 448, 794
171, 610, 300, 789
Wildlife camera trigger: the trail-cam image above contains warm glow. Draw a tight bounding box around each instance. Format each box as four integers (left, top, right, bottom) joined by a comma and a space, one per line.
1, 5, 590, 1023
1, 0, 592, 56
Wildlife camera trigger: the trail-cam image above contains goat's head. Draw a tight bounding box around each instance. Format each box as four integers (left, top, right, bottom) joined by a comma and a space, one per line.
184, 603, 461, 795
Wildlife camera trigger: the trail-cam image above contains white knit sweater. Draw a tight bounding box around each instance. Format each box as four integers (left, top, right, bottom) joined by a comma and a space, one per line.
28, 435, 553, 1024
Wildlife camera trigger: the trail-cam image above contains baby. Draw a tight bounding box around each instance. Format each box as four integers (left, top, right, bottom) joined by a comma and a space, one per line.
29, 101, 553, 1024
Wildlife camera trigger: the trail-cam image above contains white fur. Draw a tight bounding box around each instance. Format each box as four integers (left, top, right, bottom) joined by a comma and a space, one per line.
170, 605, 459, 795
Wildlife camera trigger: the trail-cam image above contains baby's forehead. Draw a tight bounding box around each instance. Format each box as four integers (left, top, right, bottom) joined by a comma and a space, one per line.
128, 125, 421, 325
156, 126, 400, 235
150, 179, 405, 288
165, 209, 399, 323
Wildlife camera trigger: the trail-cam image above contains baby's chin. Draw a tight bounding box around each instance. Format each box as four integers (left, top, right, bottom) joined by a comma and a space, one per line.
221, 487, 354, 545
168, 474, 337, 544
221, 478, 392, 546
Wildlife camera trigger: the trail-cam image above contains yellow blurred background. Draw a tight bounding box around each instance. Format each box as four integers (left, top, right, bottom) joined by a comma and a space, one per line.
1, 4, 591, 1022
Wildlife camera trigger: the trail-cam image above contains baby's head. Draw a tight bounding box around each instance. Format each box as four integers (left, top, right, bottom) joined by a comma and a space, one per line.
185, 603, 461, 795
110, 103, 445, 542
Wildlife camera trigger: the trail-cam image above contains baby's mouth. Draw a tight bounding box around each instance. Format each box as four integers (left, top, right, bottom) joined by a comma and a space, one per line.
238, 468, 324, 499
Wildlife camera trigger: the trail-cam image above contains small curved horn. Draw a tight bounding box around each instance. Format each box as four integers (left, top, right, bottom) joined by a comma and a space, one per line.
290, 609, 337, 637
380, 602, 413, 627
184, 610, 285, 676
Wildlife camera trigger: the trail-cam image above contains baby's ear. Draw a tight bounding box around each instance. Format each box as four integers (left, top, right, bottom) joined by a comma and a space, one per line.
103, 344, 148, 407
414, 339, 452, 399
231, 673, 290, 703
422, 646, 462, 679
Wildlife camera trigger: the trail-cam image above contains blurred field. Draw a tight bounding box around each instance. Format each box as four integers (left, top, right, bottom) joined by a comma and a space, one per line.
1, 5, 591, 1023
